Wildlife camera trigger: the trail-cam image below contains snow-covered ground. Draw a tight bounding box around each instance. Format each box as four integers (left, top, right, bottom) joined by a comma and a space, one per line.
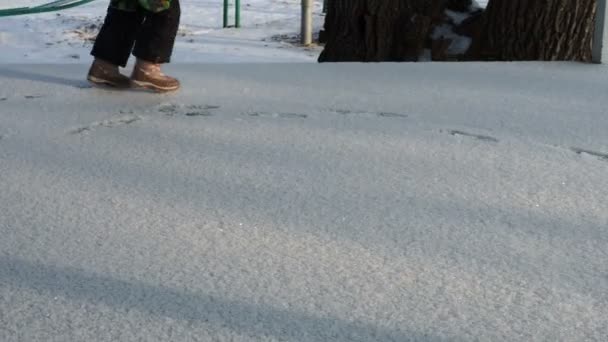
0, 0, 325, 63
1, 62, 607, 341
1, 1, 606, 341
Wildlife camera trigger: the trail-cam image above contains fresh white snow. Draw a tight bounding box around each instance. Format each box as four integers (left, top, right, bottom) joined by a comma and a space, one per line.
1, 1, 606, 341
0, 62, 607, 341
431, 23, 472, 55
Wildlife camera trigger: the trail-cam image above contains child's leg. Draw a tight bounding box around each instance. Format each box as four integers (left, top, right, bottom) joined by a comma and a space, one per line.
132, 0, 181, 64
91, 5, 146, 67
130, 0, 181, 92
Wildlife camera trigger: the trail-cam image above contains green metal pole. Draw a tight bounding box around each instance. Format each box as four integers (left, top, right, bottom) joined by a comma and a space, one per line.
223, 0, 229, 28
235, 0, 240, 28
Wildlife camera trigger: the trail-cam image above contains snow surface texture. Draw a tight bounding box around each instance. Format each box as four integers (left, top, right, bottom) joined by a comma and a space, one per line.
0, 0, 325, 64
0, 62, 607, 341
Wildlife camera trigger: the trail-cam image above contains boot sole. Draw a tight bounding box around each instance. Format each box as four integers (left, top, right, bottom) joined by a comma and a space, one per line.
87, 75, 131, 89
131, 79, 180, 93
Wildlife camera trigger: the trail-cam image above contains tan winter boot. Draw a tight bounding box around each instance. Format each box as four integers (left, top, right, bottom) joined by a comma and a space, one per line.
87, 59, 131, 89
131, 59, 180, 93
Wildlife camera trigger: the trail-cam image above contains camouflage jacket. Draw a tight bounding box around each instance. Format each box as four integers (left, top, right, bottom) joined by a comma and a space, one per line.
111, 0, 171, 13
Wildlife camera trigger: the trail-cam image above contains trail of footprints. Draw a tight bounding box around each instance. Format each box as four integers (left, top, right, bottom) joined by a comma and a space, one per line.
38, 100, 608, 164
0, 95, 43, 101
443, 129, 608, 163
445, 130, 608, 163
0, 94, 49, 101
70, 115, 141, 135
6, 93, 604, 162
70, 103, 222, 134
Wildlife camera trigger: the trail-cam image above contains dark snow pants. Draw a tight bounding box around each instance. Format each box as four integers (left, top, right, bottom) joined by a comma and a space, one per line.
91, 0, 180, 67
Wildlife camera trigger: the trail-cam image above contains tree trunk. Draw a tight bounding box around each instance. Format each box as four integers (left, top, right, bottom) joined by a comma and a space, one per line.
319, 0, 444, 62
479, 0, 597, 61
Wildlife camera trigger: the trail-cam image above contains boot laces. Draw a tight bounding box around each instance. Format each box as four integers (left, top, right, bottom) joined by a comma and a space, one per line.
140, 63, 167, 78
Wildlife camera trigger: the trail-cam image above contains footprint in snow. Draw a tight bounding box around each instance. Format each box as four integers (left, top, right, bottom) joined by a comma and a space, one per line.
330, 108, 408, 118
248, 111, 308, 119
378, 112, 408, 118
186, 105, 220, 117
158, 103, 220, 117
448, 130, 499, 143
24, 95, 45, 99
69, 115, 141, 135
157, 103, 179, 115
570, 147, 608, 162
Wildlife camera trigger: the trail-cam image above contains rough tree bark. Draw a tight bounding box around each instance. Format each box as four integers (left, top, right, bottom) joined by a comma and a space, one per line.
318, 0, 483, 62
478, 0, 597, 61
319, 0, 598, 62
318, 0, 442, 62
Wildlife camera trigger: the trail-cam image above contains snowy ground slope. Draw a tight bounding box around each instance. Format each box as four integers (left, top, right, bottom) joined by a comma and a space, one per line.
1, 62, 607, 341
0, 0, 325, 63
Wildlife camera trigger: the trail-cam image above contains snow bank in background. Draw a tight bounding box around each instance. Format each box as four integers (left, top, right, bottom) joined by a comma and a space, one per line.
0, 0, 325, 64
429, 2, 485, 59
475, 0, 488, 8
431, 23, 472, 55
445, 9, 471, 25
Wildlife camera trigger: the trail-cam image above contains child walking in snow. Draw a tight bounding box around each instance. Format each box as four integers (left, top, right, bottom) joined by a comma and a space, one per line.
87, 0, 180, 92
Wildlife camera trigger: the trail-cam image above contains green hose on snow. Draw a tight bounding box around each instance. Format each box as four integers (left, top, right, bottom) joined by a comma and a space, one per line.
0, 0, 97, 17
